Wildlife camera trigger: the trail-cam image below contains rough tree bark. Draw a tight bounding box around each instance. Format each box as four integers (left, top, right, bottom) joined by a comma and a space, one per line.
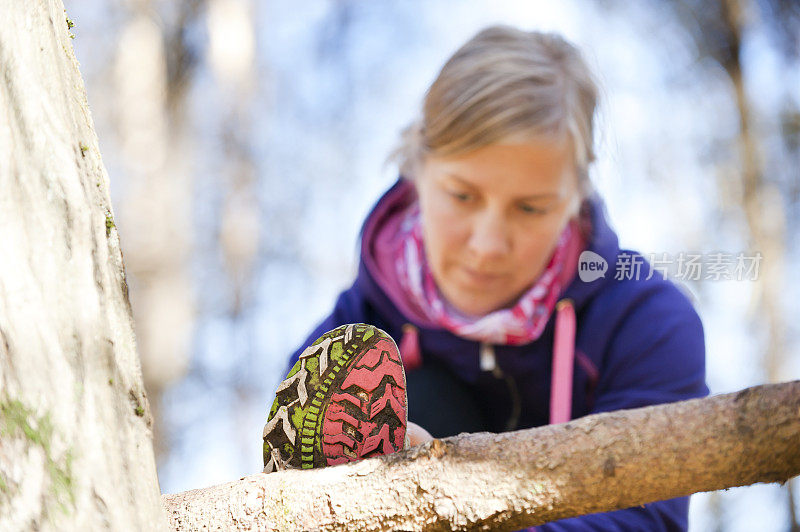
163, 381, 800, 531
0, 1, 165, 530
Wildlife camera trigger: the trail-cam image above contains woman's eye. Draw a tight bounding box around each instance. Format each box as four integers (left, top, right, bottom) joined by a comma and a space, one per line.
519, 204, 546, 215
449, 191, 473, 202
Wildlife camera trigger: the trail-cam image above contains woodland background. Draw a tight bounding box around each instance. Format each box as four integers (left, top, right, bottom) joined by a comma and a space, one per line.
61, 0, 799, 530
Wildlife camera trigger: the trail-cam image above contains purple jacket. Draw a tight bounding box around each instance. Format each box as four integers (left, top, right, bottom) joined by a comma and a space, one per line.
288, 179, 708, 531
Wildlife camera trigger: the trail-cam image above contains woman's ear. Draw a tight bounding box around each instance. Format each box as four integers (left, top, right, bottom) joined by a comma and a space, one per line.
563, 169, 583, 219
405, 157, 430, 195
402, 172, 418, 186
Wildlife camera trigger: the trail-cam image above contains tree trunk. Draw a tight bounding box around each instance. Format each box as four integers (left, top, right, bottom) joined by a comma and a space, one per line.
163, 381, 800, 531
719, 0, 797, 526
0, 1, 165, 530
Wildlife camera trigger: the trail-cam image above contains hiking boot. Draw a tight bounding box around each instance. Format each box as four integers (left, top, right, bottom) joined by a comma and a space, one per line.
262, 323, 408, 473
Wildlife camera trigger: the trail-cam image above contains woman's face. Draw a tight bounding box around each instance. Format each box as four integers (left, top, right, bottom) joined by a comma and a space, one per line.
415, 135, 581, 317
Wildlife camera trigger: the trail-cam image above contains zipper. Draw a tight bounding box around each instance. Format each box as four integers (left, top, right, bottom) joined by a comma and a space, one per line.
480, 342, 521, 431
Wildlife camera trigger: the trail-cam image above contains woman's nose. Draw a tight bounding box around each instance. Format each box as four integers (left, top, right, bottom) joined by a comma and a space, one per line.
467, 210, 511, 260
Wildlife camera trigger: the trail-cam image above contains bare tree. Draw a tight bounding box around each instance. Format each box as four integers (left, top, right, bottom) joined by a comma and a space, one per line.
110, 0, 204, 463
676, 0, 798, 527
0, 0, 164, 529
595, 0, 800, 527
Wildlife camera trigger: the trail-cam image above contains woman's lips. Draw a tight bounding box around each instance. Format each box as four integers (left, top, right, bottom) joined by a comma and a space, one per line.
460, 266, 505, 286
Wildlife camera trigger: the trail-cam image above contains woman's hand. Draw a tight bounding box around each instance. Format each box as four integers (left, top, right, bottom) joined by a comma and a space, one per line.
407, 421, 434, 446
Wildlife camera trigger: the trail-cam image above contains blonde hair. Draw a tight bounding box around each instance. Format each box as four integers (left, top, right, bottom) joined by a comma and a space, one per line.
393, 25, 598, 190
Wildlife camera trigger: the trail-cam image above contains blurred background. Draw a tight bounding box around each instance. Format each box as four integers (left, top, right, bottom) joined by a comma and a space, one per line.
63, 0, 799, 530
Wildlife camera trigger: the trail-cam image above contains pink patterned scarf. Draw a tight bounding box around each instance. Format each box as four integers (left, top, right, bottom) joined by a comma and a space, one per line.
394, 204, 581, 345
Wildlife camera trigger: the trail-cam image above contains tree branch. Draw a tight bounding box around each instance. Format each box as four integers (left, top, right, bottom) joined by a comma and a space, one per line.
162, 381, 800, 531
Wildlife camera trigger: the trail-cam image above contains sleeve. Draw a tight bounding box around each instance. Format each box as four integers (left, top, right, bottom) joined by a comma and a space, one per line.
284, 284, 369, 373
537, 282, 709, 532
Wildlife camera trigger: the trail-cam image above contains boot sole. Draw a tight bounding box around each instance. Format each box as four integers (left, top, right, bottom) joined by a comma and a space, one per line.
263, 324, 407, 472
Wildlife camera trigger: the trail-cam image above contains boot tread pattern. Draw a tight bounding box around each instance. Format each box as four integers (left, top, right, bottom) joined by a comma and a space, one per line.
263, 324, 407, 473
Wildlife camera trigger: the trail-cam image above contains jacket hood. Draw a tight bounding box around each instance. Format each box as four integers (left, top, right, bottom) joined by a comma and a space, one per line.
561, 189, 621, 307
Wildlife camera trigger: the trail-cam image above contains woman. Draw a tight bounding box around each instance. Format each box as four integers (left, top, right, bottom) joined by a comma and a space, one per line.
263, 25, 707, 530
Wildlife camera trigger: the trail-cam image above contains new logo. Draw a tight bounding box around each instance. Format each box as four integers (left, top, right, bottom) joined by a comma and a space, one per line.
578, 251, 607, 282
